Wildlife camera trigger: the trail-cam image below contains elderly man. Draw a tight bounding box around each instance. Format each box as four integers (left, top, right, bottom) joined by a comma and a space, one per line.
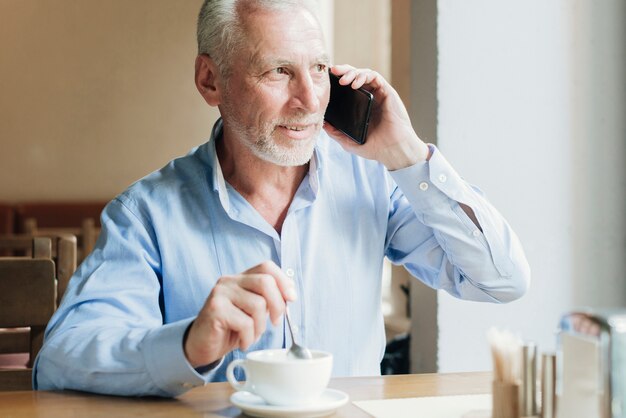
34, 0, 530, 397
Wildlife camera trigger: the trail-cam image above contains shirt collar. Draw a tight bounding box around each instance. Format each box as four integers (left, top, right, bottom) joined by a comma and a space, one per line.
207, 119, 231, 212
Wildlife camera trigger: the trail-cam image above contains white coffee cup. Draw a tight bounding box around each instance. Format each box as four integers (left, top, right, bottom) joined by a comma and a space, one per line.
226, 348, 333, 406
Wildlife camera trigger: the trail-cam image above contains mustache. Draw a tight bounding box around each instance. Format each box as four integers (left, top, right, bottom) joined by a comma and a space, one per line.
274, 114, 324, 126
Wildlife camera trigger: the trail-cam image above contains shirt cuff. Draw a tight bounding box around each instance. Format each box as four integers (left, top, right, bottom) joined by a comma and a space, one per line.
389, 144, 476, 212
142, 317, 223, 397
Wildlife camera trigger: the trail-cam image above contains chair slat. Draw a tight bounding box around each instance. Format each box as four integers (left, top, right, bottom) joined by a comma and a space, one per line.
0, 259, 56, 326
0, 329, 29, 353
32, 237, 51, 259
0, 369, 32, 391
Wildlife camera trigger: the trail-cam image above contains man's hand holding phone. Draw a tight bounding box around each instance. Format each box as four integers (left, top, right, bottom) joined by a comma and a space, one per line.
323, 65, 430, 171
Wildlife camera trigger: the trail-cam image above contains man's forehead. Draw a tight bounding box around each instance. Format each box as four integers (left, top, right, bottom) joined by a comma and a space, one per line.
238, 7, 329, 71
239, 5, 324, 40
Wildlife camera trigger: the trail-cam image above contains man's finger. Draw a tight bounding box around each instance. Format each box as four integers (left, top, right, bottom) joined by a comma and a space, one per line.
330, 64, 355, 77
218, 301, 257, 351
228, 276, 275, 334
244, 261, 298, 302
237, 273, 287, 326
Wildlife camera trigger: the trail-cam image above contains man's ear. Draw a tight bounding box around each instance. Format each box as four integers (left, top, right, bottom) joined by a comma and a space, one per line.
195, 54, 223, 106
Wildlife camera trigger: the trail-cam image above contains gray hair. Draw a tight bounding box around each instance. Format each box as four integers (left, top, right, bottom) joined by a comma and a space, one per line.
197, 0, 321, 78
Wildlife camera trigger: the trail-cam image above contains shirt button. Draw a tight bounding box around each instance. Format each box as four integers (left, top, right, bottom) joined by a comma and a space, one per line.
285, 268, 295, 278
438, 174, 447, 183
472, 230, 481, 237
419, 182, 429, 191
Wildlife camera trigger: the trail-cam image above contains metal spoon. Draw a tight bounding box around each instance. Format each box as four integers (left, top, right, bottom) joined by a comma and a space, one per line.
285, 306, 313, 360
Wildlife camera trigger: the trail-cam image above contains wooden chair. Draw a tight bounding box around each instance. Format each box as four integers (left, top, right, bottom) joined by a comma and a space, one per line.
14, 202, 105, 263
22, 218, 99, 264
0, 237, 56, 391
0, 235, 76, 384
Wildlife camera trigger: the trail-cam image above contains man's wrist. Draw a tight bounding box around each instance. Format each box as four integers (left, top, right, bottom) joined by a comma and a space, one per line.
382, 135, 430, 171
183, 320, 224, 370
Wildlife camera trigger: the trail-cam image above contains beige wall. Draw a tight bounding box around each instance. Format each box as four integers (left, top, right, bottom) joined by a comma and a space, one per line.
0, 0, 389, 202
0, 0, 211, 201
333, 0, 390, 80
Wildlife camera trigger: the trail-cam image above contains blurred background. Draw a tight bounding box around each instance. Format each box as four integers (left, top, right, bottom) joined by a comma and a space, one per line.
0, 0, 624, 374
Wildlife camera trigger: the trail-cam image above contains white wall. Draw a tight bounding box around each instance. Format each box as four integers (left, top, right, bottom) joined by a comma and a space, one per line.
436, 0, 626, 372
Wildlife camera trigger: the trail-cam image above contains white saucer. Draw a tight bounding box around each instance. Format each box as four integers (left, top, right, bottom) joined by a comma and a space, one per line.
230, 388, 349, 418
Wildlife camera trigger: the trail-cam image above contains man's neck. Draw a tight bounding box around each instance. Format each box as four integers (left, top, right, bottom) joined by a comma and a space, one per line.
216, 128, 309, 233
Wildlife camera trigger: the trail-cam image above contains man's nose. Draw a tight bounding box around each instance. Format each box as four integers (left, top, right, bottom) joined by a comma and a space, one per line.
290, 74, 321, 113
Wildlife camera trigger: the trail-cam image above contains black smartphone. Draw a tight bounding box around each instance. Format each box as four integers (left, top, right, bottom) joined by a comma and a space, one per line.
324, 72, 374, 144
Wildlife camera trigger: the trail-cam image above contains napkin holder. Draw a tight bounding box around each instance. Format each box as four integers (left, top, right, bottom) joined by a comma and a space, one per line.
557, 309, 626, 418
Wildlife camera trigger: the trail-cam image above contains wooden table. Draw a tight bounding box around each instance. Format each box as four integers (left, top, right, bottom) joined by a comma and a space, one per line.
0, 372, 491, 417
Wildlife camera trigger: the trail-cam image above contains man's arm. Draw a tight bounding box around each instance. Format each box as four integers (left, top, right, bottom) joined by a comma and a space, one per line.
385, 145, 530, 302
33, 199, 207, 396
34, 198, 295, 397
325, 65, 529, 302
33, 199, 220, 396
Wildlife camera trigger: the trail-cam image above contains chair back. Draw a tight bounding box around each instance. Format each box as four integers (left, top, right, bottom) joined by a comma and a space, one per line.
23, 218, 99, 263
0, 234, 77, 306
0, 237, 56, 391
15, 202, 104, 262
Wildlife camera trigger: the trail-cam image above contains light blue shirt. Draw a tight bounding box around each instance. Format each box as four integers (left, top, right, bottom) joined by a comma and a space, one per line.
34, 119, 529, 397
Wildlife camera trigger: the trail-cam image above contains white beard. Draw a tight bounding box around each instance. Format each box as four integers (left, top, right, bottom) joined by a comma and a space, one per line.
222, 107, 321, 167
247, 125, 319, 166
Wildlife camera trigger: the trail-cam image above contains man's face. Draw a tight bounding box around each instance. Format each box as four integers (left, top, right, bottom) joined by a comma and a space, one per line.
218, 6, 330, 166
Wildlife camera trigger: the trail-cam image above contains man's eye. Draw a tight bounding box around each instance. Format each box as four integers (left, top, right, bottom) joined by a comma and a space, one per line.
315, 64, 327, 72
274, 67, 287, 75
